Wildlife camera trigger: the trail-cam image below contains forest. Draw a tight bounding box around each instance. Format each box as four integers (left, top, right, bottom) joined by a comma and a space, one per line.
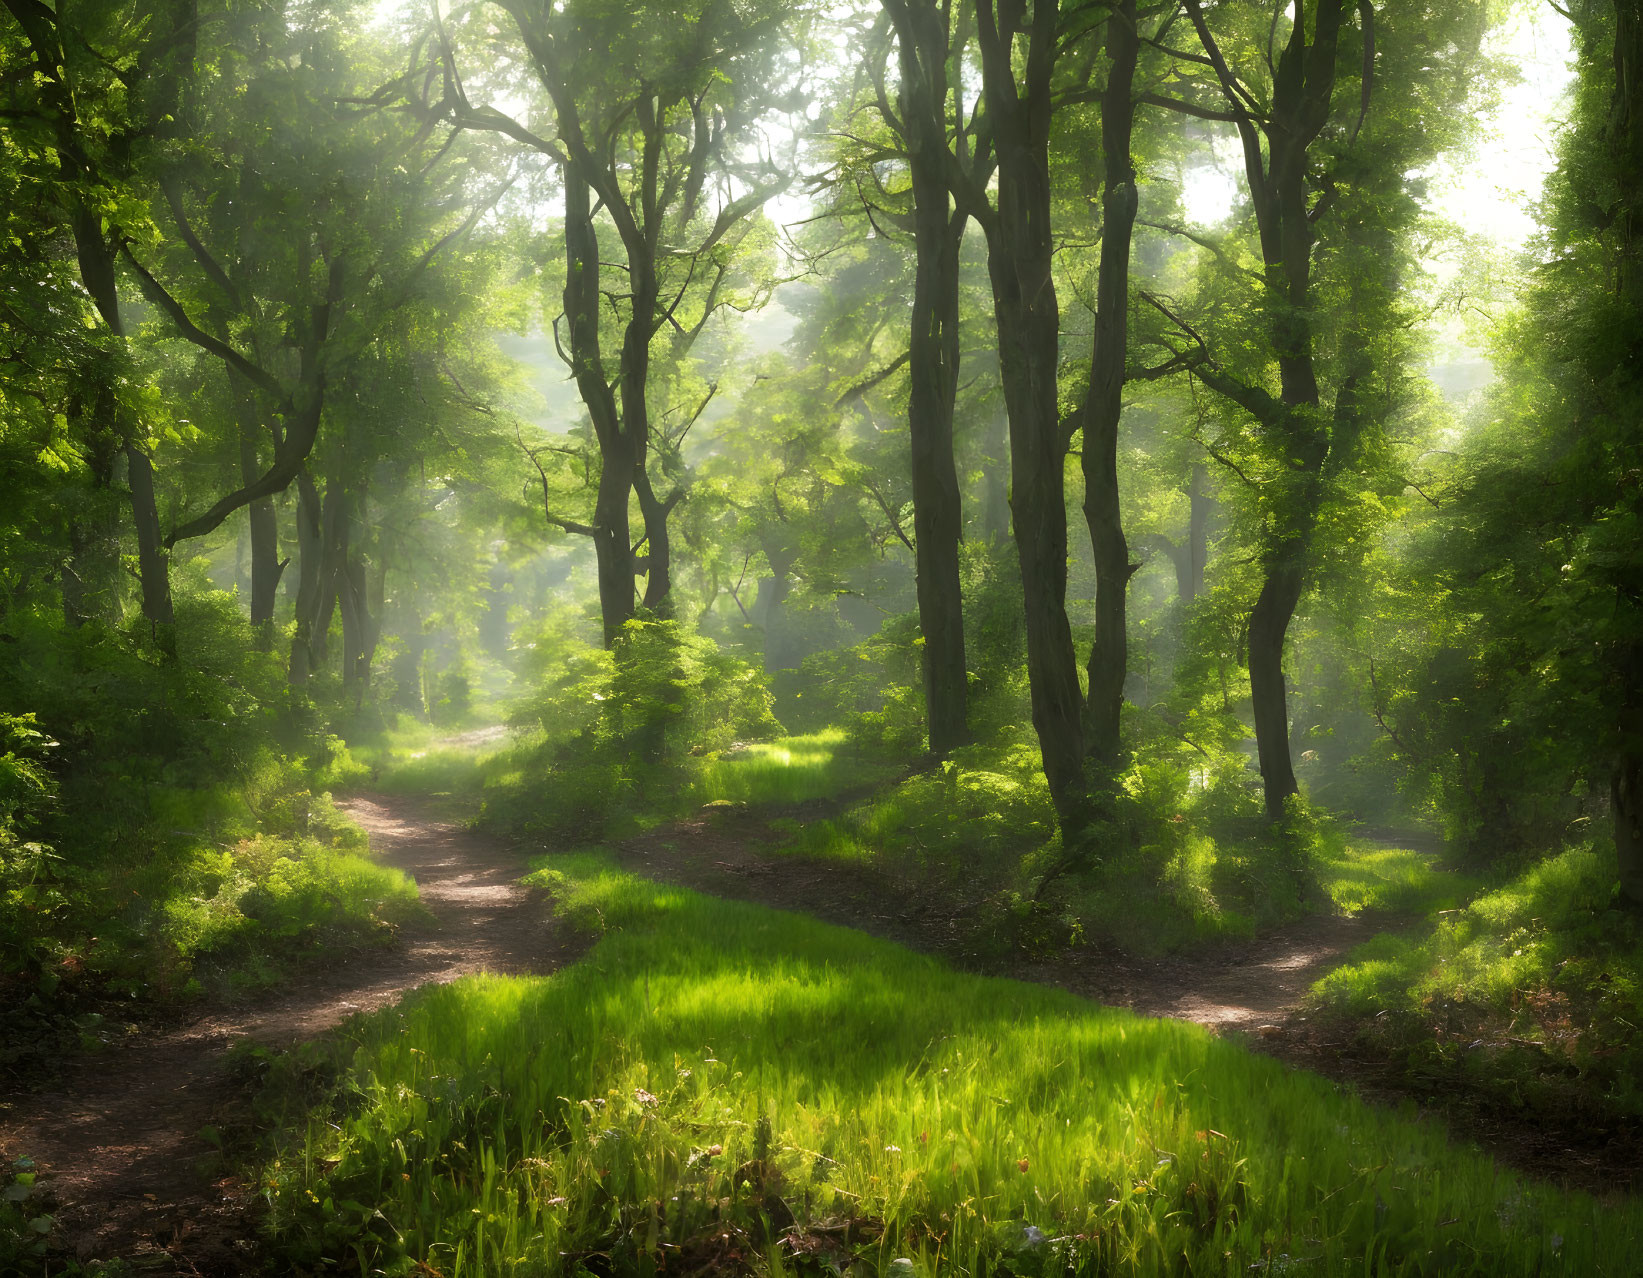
1, 0, 1642, 1271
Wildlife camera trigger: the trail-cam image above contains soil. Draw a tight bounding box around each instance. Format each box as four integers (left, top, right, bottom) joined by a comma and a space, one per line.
0, 795, 573, 1275
0, 790, 1630, 1273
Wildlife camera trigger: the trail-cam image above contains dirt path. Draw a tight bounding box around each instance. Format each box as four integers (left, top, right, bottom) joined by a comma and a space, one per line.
0, 795, 567, 1275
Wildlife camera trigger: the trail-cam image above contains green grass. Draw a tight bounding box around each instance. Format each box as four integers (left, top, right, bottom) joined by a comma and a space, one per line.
690, 730, 895, 807
1310, 842, 1643, 1122
1314, 838, 1481, 917
257, 850, 1641, 1276
353, 722, 541, 826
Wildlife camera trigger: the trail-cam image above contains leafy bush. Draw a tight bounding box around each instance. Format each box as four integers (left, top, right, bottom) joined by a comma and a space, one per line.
498, 615, 781, 841
0, 714, 65, 976
774, 612, 924, 753
778, 737, 1057, 889
0, 588, 418, 1016
691, 729, 894, 807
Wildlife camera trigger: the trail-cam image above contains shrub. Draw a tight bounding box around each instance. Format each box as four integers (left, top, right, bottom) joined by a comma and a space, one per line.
498, 615, 781, 842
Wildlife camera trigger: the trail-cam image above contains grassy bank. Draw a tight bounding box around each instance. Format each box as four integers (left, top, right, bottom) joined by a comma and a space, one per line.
0, 602, 426, 1081
1310, 842, 1643, 1132
256, 848, 1639, 1276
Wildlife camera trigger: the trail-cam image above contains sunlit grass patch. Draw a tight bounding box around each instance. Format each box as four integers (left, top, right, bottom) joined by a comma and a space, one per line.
259, 856, 1641, 1275
691, 730, 895, 807
100, 832, 424, 1000
368, 725, 532, 808
767, 815, 877, 865
1315, 840, 1480, 917
765, 742, 1057, 876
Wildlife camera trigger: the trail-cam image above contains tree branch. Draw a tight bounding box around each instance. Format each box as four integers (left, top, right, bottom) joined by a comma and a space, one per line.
120, 245, 286, 403
1136, 91, 1245, 123
835, 350, 911, 406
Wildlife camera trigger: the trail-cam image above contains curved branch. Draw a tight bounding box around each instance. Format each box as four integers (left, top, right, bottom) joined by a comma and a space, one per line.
120, 246, 286, 403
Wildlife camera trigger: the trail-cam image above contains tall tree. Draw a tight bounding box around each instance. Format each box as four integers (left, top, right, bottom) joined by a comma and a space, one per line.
968, 0, 1090, 837
869, 0, 994, 755
1152, 0, 1476, 818
1075, 0, 1141, 775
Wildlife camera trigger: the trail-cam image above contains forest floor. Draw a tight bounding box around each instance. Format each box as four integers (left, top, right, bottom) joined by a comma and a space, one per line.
620, 801, 1381, 1032
0, 790, 1623, 1273
0, 795, 577, 1275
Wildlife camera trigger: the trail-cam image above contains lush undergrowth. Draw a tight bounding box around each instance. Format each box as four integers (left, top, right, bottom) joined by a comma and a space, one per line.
382, 689, 1471, 962
1310, 842, 1643, 1127
691, 729, 896, 807
0, 596, 422, 1080
762, 739, 1440, 955
255, 851, 1640, 1276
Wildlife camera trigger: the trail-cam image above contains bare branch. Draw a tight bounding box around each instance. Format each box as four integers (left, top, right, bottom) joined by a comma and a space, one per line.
1136, 90, 1244, 122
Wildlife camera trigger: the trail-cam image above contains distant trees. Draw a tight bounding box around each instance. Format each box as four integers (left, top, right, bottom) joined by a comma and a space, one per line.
0, 0, 508, 696
432, 0, 800, 645
135, 14, 496, 680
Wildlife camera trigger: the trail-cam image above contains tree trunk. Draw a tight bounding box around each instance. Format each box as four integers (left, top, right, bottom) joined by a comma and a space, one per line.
288, 469, 329, 683
562, 170, 637, 647
340, 552, 370, 704
311, 481, 346, 671
231, 372, 284, 636
591, 457, 636, 646
755, 541, 799, 671
125, 442, 175, 645
887, 0, 971, 758
1079, 0, 1141, 774
633, 467, 676, 618
974, 0, 1089, 839
982, 412, 1011, 542
1188, 463, 1209, 599
61, 395, 121, 628
1248, 556, 1305, 817
364, 556, 385, 688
